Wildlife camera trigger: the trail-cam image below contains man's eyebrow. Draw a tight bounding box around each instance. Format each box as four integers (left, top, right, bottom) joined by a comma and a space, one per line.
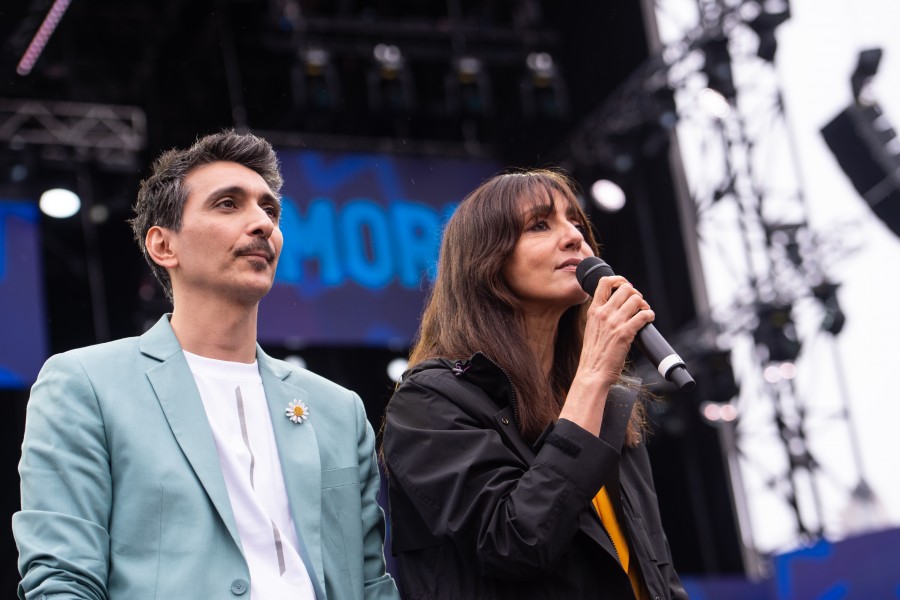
203, 185, 279, 206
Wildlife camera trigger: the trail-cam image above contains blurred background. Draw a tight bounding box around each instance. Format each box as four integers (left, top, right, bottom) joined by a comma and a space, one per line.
2, 0, 899, 597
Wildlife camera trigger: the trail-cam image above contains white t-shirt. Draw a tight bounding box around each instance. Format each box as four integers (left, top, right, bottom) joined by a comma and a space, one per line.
183, 351, 316, 600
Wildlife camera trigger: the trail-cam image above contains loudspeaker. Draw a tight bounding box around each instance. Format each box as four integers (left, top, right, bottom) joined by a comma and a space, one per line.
821, 102, 900, 237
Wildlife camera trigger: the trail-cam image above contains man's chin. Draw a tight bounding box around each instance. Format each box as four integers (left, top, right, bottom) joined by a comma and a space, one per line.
247, 259, 273, 273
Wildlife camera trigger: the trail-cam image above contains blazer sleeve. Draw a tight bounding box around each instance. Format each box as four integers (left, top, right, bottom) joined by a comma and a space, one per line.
353, 392, 401, 600
383, 372, 625, 579
13, 352, 112, 600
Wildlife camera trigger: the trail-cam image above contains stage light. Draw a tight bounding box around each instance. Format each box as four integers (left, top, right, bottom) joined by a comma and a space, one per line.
698, 349, 740, 402
698, 87, 731, 119
39, 188, 80, 218
16, 0, 72, 76
812, 282, 845, 335
368, 43, 415, 113
590, 179, 626, 213
88, 204, 109, 224
10, 164, 28, 183
447, 56, 491, 117
700, 401, 738, 425
851, 48, 882, 104
293, 47, 341, 111
374, 43, 403, 72
701, 37, 736, 101
522, 52, 568, 119
387, 358, 408, 383
745, 0, 791, 62
754, 303, 801, 362
779, 361, 797, 380
821, 101, 900, 238
284, 355, 307, 369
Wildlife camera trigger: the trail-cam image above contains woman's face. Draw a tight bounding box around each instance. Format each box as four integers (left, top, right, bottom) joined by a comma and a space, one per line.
502, 192, 594, 315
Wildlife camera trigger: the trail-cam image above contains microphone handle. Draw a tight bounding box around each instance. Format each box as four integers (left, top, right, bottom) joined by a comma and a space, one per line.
633, 327, 695, 391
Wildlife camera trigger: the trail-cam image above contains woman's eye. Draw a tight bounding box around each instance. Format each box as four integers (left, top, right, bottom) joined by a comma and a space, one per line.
529, 220, 549, 231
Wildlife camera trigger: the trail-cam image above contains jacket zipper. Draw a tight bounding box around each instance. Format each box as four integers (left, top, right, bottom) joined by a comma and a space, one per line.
594, 503, 623, 567
475, 351, 521, 431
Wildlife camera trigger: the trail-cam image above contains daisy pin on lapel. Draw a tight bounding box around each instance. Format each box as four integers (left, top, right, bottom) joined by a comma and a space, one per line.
286, 399, 310, 424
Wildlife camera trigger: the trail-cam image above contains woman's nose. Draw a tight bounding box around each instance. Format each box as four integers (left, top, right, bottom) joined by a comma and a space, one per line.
562, 221, 584, 248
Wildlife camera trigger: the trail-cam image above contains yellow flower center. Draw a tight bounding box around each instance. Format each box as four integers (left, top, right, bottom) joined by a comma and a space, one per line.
292, 406, 305, 417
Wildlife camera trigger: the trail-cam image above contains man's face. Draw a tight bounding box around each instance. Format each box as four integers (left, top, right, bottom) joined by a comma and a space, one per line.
165, 161, 283, 305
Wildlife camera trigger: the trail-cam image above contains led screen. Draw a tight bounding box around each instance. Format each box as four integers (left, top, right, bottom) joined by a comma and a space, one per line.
0, 200, 47, 388
259, 150, 500, 347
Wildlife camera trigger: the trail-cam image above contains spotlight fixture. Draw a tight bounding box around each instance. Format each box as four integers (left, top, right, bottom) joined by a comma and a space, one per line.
821, 99, 900, 239
701, 37, 736, 101
812, 282, 845, 335
292, 47, 342, 111
446, 56, 492, 117
521, 52, 568, 119
284, 355, 308, 369
39, 188, 80, 218
698, 87, 731, 119
753, 303, 801, 362
700, 401, 739, 425
590, 179, 626, 213
368, 43, 415, 113
387, 358, 408, 383
850, 48, 883, 104
746, 0, 791, 62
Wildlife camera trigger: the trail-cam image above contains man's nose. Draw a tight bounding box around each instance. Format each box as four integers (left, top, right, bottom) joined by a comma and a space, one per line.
249, 205, 276, 237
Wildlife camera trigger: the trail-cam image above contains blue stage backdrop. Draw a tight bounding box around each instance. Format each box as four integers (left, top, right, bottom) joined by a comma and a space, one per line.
0, 200, 47, 388
260, 150, 500, 347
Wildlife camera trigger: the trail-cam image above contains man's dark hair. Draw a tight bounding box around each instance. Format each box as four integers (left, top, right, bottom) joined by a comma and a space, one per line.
129, 130, 283, 302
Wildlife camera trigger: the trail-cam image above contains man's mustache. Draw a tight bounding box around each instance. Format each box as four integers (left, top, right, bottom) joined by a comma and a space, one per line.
235, 240, 276, 262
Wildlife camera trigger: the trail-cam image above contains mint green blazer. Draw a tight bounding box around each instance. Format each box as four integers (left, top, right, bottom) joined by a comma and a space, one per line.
14, 316, 399, 600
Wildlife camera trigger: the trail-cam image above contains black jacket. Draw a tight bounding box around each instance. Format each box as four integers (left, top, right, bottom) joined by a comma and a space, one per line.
382, 353, 688, 600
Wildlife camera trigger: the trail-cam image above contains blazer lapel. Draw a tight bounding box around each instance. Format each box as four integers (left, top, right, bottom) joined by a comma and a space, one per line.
140, 316, 242, 551
258, 350, 326, 600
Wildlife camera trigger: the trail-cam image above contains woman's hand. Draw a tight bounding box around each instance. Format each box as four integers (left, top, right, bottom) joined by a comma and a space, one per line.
559, 275, 654, 435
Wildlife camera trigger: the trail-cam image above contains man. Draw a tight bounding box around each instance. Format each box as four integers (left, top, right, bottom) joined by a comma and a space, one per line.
14, 131, 400, 600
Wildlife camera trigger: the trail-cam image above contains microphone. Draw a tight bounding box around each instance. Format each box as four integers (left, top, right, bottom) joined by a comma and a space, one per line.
576, 257, 695, 391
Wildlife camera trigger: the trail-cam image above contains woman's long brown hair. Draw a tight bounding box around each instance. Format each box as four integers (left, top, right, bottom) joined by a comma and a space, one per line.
408, 168, 646, 445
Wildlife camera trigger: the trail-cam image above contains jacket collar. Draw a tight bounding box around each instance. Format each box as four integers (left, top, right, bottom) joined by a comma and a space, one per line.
138, 314, 291, 376
138, 313, 183, 362
408, 351, 517, 410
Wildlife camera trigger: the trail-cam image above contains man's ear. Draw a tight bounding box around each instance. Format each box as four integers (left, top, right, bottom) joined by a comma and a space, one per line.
145, 226, 178, 269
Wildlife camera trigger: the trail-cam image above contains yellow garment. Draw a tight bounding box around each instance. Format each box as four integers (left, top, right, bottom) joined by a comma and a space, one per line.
592, 487, 648, 600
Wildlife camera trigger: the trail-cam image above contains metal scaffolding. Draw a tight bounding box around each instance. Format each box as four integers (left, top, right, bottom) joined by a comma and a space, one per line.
0, 98, 146, 170
566, 0, 884, 579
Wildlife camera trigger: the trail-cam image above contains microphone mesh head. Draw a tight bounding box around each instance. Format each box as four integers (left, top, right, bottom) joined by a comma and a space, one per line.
575, 257, 615, 295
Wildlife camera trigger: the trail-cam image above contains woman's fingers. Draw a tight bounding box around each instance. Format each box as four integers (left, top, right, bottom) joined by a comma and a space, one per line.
591, 275, 628, 304
591, 277, 650, 313
585, 277, 655, 347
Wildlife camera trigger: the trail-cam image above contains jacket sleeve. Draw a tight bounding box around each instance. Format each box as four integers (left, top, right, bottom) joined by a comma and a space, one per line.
353, 392, 401, 599
13, 353, 112, 600
383, 372, 625, 579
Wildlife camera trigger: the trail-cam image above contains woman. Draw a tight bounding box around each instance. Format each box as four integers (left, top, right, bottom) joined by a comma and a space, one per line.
382, 168, 688, 599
